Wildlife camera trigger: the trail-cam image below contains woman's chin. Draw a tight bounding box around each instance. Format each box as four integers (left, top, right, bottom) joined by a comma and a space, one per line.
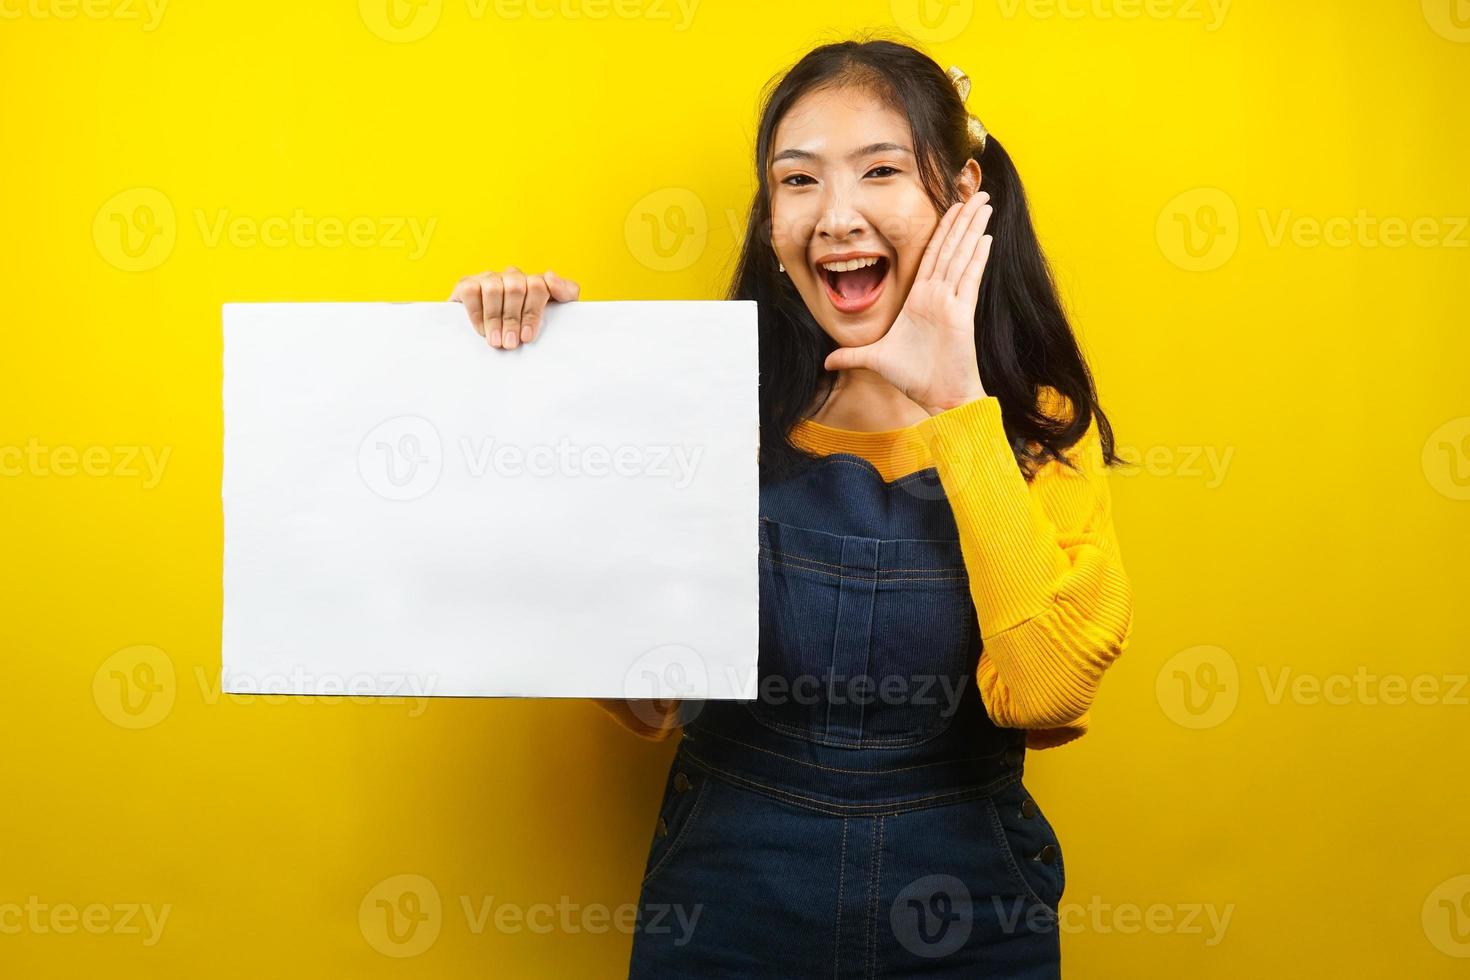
819, 310, 898, 352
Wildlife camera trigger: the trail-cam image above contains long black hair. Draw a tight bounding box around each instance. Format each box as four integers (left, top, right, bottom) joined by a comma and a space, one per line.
726, 36, 1122, 483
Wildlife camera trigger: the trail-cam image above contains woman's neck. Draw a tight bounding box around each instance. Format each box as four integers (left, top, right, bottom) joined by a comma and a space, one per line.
802, 368, 929, 432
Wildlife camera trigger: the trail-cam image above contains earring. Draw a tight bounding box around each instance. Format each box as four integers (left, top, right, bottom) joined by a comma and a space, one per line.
779, 261, 785, 273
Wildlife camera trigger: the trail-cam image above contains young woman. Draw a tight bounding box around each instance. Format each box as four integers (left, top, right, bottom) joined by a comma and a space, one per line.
450, 37, 1133, 980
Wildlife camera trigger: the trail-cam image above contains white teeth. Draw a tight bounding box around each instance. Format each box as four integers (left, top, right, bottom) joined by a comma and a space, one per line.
819, 256, 881, 272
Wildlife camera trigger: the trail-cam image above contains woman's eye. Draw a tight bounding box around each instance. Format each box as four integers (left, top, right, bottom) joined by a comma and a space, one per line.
867, 166, 899, 178
780, 174, 815, 187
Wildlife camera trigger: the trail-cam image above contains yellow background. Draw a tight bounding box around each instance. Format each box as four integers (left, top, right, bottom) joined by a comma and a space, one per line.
2, 0, 1468, 975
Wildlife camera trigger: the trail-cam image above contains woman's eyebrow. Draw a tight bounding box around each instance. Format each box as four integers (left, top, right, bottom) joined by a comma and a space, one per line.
772, 142, 915, 164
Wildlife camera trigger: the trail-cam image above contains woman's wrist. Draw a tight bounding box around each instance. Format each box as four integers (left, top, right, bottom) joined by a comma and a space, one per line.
923, 384, 989, 416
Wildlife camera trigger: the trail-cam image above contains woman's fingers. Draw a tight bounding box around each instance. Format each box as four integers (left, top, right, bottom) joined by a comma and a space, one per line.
544, 269, 580, 303
519, 274, 550, 344
478, 275, 504, 347
499, 266, 527, 349
922, 192, 984, 284
916, 202, 962, 283
451, 272, 489, 336
449, 268, 581, 348
930, 199, 976, 283
943, 200, 994, 288
935, 193, 990, 284
956, 234, 994, 308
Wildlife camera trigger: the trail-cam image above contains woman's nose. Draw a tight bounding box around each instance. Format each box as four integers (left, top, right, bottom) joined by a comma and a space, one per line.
813, 185, 868, 241
817, 214, 858, 240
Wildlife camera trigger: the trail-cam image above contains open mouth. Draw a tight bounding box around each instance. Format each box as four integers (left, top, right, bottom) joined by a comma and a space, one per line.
818, 255, 889, 314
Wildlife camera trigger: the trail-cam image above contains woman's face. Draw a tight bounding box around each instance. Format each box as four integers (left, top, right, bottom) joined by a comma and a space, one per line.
769, 84, 975, 350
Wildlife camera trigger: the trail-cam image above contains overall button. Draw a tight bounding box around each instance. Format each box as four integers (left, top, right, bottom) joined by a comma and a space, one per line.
1004, 748, 1025, 768
1019, 797, 1038, 819
655, 818, 669, 839
1035, 843, 1058, 865
674, 771, 692, 793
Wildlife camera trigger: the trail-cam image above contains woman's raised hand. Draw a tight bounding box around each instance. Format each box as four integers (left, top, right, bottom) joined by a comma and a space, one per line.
822, 192, 993, 415
448, 267, 581, 349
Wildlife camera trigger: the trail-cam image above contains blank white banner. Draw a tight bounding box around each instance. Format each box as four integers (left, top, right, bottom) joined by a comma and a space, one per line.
221, 300, 759, 701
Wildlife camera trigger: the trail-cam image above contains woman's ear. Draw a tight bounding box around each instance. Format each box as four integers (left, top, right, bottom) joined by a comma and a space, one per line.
957, 158, 982, 201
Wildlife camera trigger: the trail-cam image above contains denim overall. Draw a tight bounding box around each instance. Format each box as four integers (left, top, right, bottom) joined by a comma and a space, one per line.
628, 452, 1066, 978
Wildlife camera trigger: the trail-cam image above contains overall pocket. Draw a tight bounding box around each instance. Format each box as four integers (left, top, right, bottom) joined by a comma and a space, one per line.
639, 753, 713, 888
748, 517, 978, 747
983, 778, 1066, 916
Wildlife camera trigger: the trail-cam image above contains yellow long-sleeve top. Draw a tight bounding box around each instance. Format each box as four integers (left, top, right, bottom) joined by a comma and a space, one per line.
596, 390, 1134, 751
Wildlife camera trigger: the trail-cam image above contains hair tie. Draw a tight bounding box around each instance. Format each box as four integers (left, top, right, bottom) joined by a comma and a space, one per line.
946, 66, 989, 151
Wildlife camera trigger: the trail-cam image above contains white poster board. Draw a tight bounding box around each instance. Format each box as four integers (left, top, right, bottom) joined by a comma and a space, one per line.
221, 300, 758, 701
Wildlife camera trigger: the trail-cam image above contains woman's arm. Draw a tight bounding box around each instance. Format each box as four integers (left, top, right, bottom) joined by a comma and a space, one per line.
594, 389, 1134, 748
914, 389, 1135, 750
